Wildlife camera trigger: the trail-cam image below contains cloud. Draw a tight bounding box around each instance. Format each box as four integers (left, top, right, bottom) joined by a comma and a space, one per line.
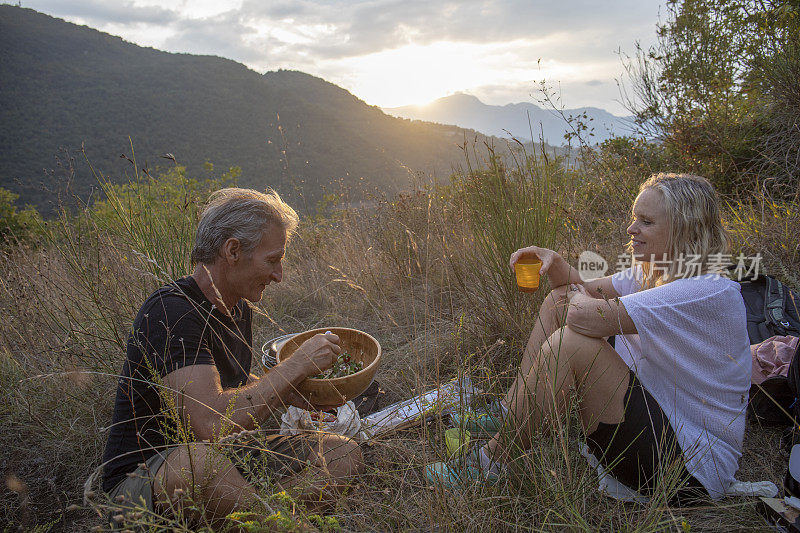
22, 0, 177, 25
20, 0, 662, 68
240, 0, 659, 55
160, 11, 267, 63
13, 0, 665, 111
221, 0, 663, 63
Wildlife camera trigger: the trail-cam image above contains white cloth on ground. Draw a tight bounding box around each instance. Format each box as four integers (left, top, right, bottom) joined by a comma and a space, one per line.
611, 266, 751, 499
580, 444, 778, 502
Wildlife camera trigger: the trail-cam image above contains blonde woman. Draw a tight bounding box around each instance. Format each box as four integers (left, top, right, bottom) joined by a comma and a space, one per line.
429, 174, 751, 502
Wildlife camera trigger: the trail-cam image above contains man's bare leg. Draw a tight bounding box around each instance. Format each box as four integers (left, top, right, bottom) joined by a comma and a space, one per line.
152, 435, 363, 521
153, 442, 256, 522
279, 434, 364, 510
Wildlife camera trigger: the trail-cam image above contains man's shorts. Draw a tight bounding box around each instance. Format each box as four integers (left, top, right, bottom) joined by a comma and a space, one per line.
106, 447, 175, 515
586, 369, 707, 505
105, 432, 315, 515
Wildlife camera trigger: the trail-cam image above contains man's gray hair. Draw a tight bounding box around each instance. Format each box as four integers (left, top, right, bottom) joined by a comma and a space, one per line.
190, 187, 299, 265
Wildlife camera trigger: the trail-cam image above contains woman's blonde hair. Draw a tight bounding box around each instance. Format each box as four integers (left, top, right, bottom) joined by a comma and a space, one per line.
632, 173, 730, 288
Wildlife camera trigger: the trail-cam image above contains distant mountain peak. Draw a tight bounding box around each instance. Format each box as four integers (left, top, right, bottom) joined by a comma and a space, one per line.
384, 93, 630, 145
439, 92, 481, 103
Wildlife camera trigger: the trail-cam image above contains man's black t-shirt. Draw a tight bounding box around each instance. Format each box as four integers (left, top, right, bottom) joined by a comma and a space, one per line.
101, 276, 252, 492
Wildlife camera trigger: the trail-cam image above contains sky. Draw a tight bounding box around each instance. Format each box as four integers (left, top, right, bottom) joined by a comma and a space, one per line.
6, 0, 667, 115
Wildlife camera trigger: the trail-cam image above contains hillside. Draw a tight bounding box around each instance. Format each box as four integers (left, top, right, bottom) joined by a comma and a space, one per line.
0, 6, 502, 213
384, 93, 632, 145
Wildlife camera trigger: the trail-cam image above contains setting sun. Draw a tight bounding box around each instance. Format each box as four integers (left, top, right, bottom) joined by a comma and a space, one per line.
331, 39, 569, 108
324, 37, 621, 109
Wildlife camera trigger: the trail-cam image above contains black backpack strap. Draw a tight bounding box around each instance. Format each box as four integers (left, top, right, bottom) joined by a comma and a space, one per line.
788, 339, 800, 398
787, 291, 800, 336
765, 277, 790, 336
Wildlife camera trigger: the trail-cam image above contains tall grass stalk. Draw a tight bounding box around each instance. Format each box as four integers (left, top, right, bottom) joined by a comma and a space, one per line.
451, 145, 572, 340
91, 149, 235, 282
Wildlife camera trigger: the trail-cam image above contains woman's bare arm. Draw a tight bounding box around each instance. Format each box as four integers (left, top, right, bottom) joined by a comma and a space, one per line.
582, 275, 620, 300
509, 246, 620, 298
565, 284, 636, 338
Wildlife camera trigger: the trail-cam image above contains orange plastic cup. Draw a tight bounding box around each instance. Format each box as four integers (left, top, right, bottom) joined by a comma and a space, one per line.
514, 258, 542, 292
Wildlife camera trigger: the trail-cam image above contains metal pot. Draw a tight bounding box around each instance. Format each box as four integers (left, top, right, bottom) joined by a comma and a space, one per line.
261, 333, 296, 368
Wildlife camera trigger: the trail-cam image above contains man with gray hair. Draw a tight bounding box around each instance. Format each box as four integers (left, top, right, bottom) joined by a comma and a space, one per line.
101, 188, 363, 525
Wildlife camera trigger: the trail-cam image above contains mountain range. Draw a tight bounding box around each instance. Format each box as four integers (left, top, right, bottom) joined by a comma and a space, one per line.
384, 93, 632, 145
0, 6, 514, 213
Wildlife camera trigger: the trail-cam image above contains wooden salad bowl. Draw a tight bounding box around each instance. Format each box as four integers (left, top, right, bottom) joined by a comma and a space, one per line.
276, 327, 381, 407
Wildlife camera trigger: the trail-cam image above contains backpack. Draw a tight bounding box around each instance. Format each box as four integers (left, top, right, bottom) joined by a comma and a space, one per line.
785, 343, 800, 497
740, 275, 800, 345
743, 275, 800, 424
738, 276, 800, 497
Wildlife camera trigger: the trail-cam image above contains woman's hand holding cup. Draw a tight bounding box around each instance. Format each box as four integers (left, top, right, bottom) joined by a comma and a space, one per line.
510, 246, 557, 292
509, 246, 558, 275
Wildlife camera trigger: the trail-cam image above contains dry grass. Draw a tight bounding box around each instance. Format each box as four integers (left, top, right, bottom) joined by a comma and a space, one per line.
1, 153, 795, 532
726, 189, 800, 290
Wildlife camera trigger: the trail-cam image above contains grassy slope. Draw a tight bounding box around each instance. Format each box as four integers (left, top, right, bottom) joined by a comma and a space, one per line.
2, 148, 798, 531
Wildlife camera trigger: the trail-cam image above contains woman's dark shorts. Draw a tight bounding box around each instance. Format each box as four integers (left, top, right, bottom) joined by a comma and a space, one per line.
586, 368, 707, 505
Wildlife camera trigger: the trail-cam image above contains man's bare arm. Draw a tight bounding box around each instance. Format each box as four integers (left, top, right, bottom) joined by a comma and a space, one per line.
163, 333, 340, 441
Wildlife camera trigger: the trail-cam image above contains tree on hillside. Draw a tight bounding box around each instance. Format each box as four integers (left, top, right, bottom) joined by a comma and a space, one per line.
0, 187, 42, 243
623, 0, 800, 194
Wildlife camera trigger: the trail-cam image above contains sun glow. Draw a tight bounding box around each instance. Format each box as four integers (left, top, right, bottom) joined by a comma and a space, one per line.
331, 39, 574, 108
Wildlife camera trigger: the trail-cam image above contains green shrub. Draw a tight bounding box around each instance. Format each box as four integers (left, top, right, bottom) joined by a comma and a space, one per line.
0, 187, 43, 244
91, 164, 239, 281
623, 0, 800, 194
450, 147, 573, 342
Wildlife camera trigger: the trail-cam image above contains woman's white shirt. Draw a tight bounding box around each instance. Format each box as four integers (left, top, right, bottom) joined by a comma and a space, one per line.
611, 266, 751, 499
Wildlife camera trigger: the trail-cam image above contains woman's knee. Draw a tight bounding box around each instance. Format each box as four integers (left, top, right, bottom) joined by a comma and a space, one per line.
541, 286, 570, 324
548, 285, 570, 302
542, 326, 607, 363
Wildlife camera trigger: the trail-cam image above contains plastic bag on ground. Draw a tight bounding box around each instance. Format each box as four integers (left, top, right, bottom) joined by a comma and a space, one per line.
280, 401, 367, 440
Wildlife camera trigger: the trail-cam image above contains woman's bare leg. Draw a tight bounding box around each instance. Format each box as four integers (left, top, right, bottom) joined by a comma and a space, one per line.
517, 286, 571, 377
486, 326, 630, 458
485, 285, 569, 435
